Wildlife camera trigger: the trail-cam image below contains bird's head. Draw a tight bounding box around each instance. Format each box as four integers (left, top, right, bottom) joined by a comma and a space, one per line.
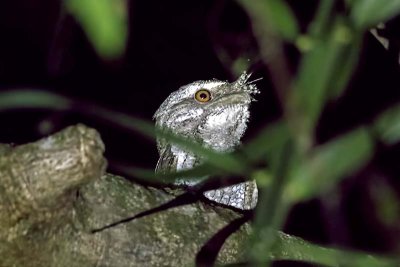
154, 72, 259, 152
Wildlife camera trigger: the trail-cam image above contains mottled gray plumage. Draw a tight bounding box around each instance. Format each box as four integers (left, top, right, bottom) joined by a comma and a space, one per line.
154, 72, 258, 209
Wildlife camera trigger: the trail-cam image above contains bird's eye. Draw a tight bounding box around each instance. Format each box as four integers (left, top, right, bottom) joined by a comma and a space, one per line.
194, 89, 211, 103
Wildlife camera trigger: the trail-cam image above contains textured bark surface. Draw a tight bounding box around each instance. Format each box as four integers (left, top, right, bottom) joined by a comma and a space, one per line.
0, 124, 250, 267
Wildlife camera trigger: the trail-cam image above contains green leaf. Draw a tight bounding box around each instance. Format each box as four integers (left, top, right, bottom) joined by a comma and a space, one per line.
369, 179, 400, 227
308, 0, 335, 37
94, 108, 248, 174
292, 18, 359, 138
373, 104, 400, 145
0, 90, 246, 175
270, 231, 399, 267
80, 101, 248, 174
328, 36, 362, 99
65, 0, 128, 59
351, 0, 400, 30
242, 121, 290, 164
0, 90, 72, 110
107, 162, 223, 184
249, 142, 293, 267
293, 38, 338, 132
237, 0, 299, 41
286, 127, 374, 202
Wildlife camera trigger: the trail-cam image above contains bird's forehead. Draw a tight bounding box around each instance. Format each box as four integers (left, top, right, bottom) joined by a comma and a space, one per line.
195, 80, 227, 90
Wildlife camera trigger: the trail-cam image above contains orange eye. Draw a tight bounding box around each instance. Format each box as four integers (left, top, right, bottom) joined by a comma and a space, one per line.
194, 89, 211, 103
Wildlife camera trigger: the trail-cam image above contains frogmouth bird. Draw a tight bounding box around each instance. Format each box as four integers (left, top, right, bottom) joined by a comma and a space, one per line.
154, 72, 259, 210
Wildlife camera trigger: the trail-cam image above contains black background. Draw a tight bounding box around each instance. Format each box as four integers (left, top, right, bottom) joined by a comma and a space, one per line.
1, 0, 400, 265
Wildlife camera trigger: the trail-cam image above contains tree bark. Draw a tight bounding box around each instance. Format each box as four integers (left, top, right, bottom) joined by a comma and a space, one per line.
0, 124, 249, 267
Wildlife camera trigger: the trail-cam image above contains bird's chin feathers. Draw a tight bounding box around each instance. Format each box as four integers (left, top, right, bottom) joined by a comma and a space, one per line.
198, 103, 250, 152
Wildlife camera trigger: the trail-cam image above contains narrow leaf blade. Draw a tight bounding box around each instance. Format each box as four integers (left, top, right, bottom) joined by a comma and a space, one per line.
65, 0, 128, 59
286, 128, 373, 201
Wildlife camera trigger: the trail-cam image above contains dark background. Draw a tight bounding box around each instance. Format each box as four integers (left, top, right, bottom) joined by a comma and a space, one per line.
1, 0, 400, 265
